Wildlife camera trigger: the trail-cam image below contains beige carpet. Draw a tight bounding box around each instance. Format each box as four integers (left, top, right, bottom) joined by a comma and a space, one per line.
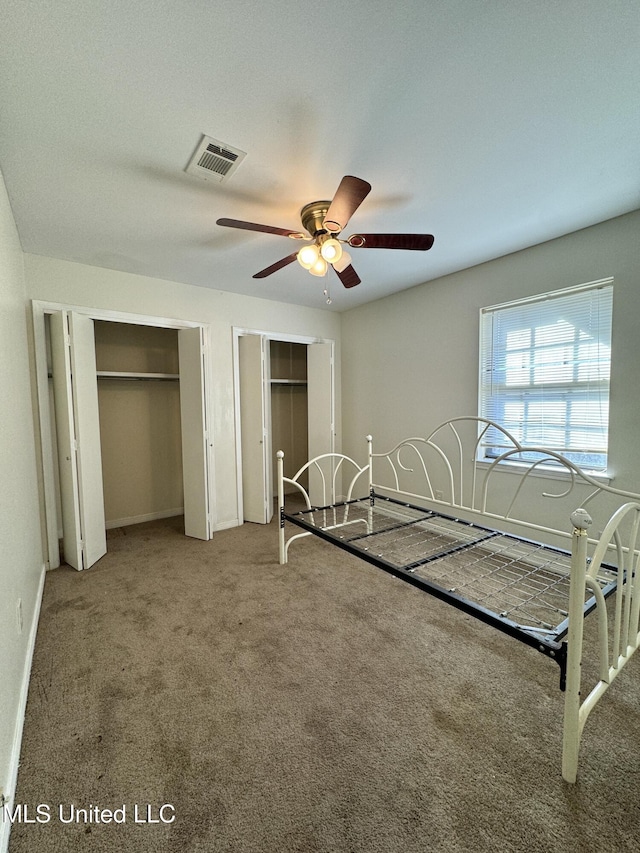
9, 515, 640, 852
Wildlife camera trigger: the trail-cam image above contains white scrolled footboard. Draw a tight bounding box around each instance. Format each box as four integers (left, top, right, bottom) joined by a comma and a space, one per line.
563, 501, 640, 782
277, 450, 369, 565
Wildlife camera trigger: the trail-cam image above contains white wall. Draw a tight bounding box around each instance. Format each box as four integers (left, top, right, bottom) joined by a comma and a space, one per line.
341, 210, 640, 497
24, 254, 341, 529
0, 173, 45, 847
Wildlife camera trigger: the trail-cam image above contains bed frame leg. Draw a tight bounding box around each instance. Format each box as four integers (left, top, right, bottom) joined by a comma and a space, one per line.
562, 510, 591, 783
556, 643, 567, 692
277, 450, 287, 564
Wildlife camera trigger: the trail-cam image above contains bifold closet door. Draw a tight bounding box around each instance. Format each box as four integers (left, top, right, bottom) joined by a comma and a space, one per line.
307, 341, 335, 505
178, 326, 212, 539
50, 311, 107, 570
239, 334, 272, 523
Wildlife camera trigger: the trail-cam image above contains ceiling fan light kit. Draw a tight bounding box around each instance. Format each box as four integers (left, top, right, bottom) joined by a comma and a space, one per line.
297, 234, 343, 276
309, 256, 329, 277
216, 175, 434, 296
319, 237, 343, 264
332, 250, 352, 273
297, 242, 320, 269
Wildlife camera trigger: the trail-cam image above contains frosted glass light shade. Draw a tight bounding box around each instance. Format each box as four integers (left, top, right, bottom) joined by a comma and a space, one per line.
320, 238, 343, 264
309, 256, 328, 277
297, 243, 319, 269
332, 250, 352, 272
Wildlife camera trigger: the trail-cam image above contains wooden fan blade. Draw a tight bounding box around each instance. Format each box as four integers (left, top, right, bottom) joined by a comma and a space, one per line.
322, 176, 372, 233
253, 252, 300, 279
347, 233, 435, 250
332, 263, 361, 289
217, 218, 305, 238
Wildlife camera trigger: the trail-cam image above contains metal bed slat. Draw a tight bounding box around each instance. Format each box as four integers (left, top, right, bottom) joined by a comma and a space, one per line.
283, 492, 619, 689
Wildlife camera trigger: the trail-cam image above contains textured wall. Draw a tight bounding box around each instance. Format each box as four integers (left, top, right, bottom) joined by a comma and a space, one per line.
0, 171, 44, 839
341, 210, 640, 501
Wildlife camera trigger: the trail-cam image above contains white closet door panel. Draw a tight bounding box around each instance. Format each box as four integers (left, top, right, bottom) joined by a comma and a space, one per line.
68, 312, 107, 568
307, 341, 335, 505
239, 334, 272, 523
50, 312, 83, 571
179, 327, 211, 540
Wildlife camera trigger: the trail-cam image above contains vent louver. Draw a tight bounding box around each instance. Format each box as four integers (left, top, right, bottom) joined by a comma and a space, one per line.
185, 135, 247, 183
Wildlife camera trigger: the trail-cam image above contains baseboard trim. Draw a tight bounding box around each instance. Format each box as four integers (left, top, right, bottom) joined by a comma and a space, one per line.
0, 562, 46, 853
105, 508, 184, 529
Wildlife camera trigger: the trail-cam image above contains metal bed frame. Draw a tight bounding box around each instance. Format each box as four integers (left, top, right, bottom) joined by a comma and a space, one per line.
276, 417, 640, 782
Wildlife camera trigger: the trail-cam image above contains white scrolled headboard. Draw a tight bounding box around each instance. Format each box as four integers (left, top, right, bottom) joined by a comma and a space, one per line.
367, 416, 640, 548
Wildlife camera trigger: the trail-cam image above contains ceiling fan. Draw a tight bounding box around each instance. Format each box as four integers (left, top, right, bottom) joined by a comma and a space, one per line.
216, 175, 434, 290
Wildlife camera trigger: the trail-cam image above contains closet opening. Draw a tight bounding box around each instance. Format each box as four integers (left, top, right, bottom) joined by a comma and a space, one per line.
270, 340, 309, 499
235, 330, 334, 526
93, 321, 185, 533
35, 302, 213, 571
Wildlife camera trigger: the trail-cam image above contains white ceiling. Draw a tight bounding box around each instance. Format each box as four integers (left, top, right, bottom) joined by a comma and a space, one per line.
1, 1, 638, 312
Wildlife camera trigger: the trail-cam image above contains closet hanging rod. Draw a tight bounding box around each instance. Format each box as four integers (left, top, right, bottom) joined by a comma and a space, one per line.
96, 371, 180, 381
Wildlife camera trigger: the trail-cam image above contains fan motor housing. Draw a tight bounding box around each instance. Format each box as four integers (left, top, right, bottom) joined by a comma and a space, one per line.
300, 201, 332, 236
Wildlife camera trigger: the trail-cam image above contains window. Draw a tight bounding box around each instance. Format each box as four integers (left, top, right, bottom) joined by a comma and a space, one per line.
479, 279, 613, 472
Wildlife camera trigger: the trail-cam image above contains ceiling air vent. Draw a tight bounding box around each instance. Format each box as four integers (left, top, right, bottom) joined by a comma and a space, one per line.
185, 135, 247, 183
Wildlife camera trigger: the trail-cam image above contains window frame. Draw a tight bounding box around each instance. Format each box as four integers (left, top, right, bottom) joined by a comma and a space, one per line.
477, 278, 613, 476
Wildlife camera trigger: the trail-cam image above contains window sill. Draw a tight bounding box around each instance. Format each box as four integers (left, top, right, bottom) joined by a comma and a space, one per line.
476, 458, 613, 486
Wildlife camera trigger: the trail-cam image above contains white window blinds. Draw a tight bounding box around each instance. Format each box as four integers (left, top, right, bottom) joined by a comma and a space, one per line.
479, 280, 613, 472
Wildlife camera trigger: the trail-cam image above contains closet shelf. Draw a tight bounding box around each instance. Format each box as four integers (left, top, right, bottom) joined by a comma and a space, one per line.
97, 371, 179, 381
270, 378, 307, 385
